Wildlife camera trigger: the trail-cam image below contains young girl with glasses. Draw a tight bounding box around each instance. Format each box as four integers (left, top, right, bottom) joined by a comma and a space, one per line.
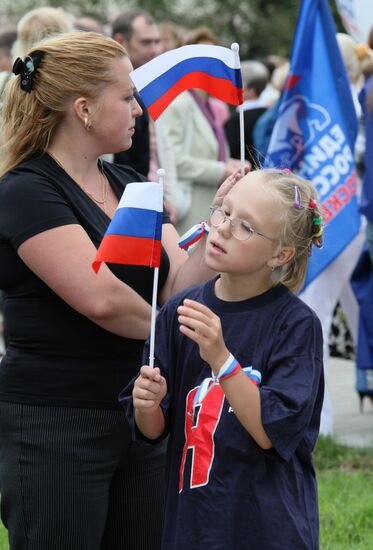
120, 168, 325, 550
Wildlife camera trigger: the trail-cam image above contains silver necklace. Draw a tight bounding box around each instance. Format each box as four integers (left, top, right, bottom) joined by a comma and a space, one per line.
48, 152, 109, 213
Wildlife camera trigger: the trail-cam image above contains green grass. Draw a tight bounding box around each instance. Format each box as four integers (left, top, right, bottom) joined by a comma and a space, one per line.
0, 436, 372, 549
315, 437, 373, 549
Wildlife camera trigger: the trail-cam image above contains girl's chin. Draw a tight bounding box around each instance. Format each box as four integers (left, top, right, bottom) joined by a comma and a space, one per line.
204, 254, 221, 271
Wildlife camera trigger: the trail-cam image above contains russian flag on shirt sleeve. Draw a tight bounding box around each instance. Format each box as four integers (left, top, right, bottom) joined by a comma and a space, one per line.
92, 182, 163, 272
130, 44, 243, 121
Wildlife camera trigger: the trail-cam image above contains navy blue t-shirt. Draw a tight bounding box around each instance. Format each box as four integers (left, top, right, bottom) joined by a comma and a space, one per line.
121, 278, 324, 549
0, 154, 170, 409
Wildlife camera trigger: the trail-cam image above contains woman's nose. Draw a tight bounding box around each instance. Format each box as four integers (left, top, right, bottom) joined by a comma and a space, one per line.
133, 97, 143, 117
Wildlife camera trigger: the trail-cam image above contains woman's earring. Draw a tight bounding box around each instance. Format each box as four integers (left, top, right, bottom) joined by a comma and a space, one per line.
84, 117, 92, 131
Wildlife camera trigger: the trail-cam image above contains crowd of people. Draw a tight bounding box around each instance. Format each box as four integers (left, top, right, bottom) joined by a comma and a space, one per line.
0, 4, 372, 550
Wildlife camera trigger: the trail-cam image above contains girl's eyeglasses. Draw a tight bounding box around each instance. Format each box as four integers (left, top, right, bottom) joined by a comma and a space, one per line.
209, 206, 276, 242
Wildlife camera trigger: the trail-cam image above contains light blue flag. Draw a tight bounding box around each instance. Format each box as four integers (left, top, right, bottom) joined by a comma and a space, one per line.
265, 0, 361, 288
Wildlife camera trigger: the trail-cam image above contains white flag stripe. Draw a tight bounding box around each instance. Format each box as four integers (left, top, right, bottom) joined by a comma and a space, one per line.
130, 44, 237, 90
118, 182, 163, 212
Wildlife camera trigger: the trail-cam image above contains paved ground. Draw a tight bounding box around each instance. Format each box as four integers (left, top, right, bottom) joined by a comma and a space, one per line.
328, 356, 373, 448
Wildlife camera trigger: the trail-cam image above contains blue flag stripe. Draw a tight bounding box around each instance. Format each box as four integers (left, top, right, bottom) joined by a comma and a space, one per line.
106, 207, 162, 240
139, 57, 242, 107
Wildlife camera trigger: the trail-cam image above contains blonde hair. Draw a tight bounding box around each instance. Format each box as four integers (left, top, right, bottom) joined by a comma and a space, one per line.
261, 169, 323, 292
336, 33, 363, 86
12, 7, 73, 59
159, 21, 184, 50
182, 26, 219, 46
355, 43, 373, 78
0, 32, 127, 175
271, 61, 290, 92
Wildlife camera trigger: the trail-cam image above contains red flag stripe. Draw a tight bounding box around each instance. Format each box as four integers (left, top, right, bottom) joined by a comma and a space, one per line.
92, 234, 162, 273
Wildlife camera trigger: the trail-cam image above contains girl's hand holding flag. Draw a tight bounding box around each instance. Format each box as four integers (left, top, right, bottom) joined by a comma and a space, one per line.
133, 366, 167, 413
133, 366, 167, 440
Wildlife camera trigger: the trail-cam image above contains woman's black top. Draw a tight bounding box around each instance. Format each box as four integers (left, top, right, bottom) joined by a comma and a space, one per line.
0, 154, 170, 409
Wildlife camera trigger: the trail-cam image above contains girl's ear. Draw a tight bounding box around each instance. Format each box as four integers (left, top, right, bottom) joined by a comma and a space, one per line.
271, 245, 296, 269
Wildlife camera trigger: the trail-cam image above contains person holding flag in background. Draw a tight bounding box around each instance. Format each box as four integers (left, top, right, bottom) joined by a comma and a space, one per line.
130, 26, 246, 234
264, 0, 362, 435
0, 32, 242, 550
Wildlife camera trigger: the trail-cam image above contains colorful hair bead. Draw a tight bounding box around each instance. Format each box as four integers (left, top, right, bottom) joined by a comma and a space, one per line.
312, 215, 323, 225
309, 197, 317, 209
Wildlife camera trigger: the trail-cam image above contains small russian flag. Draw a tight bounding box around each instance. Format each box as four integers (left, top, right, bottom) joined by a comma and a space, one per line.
92, 182, 163, 272
130, 44, 243, 121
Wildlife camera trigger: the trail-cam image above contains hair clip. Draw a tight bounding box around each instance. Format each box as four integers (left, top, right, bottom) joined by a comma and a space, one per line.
309, 197, 317, 209
294, 185, 302, 209
312, 215, 323, 225
12, 50, 45, 93
283, 168, 292, 173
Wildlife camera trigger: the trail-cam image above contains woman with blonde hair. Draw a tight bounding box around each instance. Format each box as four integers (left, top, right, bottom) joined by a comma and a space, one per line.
12, 6, 73, 59
0, 31, 239, 550
0, 7, 73, 148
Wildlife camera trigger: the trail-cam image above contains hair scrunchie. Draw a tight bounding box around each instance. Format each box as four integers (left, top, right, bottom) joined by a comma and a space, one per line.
12, 50, 45, 93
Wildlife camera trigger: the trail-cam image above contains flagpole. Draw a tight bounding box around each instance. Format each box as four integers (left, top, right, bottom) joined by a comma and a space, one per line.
231, 42, 245, 177
149, 168, 165, 368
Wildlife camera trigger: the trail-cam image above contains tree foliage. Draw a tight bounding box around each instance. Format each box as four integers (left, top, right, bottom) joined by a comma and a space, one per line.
1, 0, 344, 60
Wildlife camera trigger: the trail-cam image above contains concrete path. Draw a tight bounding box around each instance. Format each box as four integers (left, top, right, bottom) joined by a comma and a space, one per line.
328, 357, 373, 448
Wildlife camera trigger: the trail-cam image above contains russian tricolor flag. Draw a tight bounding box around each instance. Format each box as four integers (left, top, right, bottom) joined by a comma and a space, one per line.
92, 182, 163, 272
130, 44, 243, 121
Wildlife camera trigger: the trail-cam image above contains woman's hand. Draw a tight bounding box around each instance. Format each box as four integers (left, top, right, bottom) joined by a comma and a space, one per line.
213, 163, 251, 208
223, 159, 250, 179
177, 299, 229, 374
